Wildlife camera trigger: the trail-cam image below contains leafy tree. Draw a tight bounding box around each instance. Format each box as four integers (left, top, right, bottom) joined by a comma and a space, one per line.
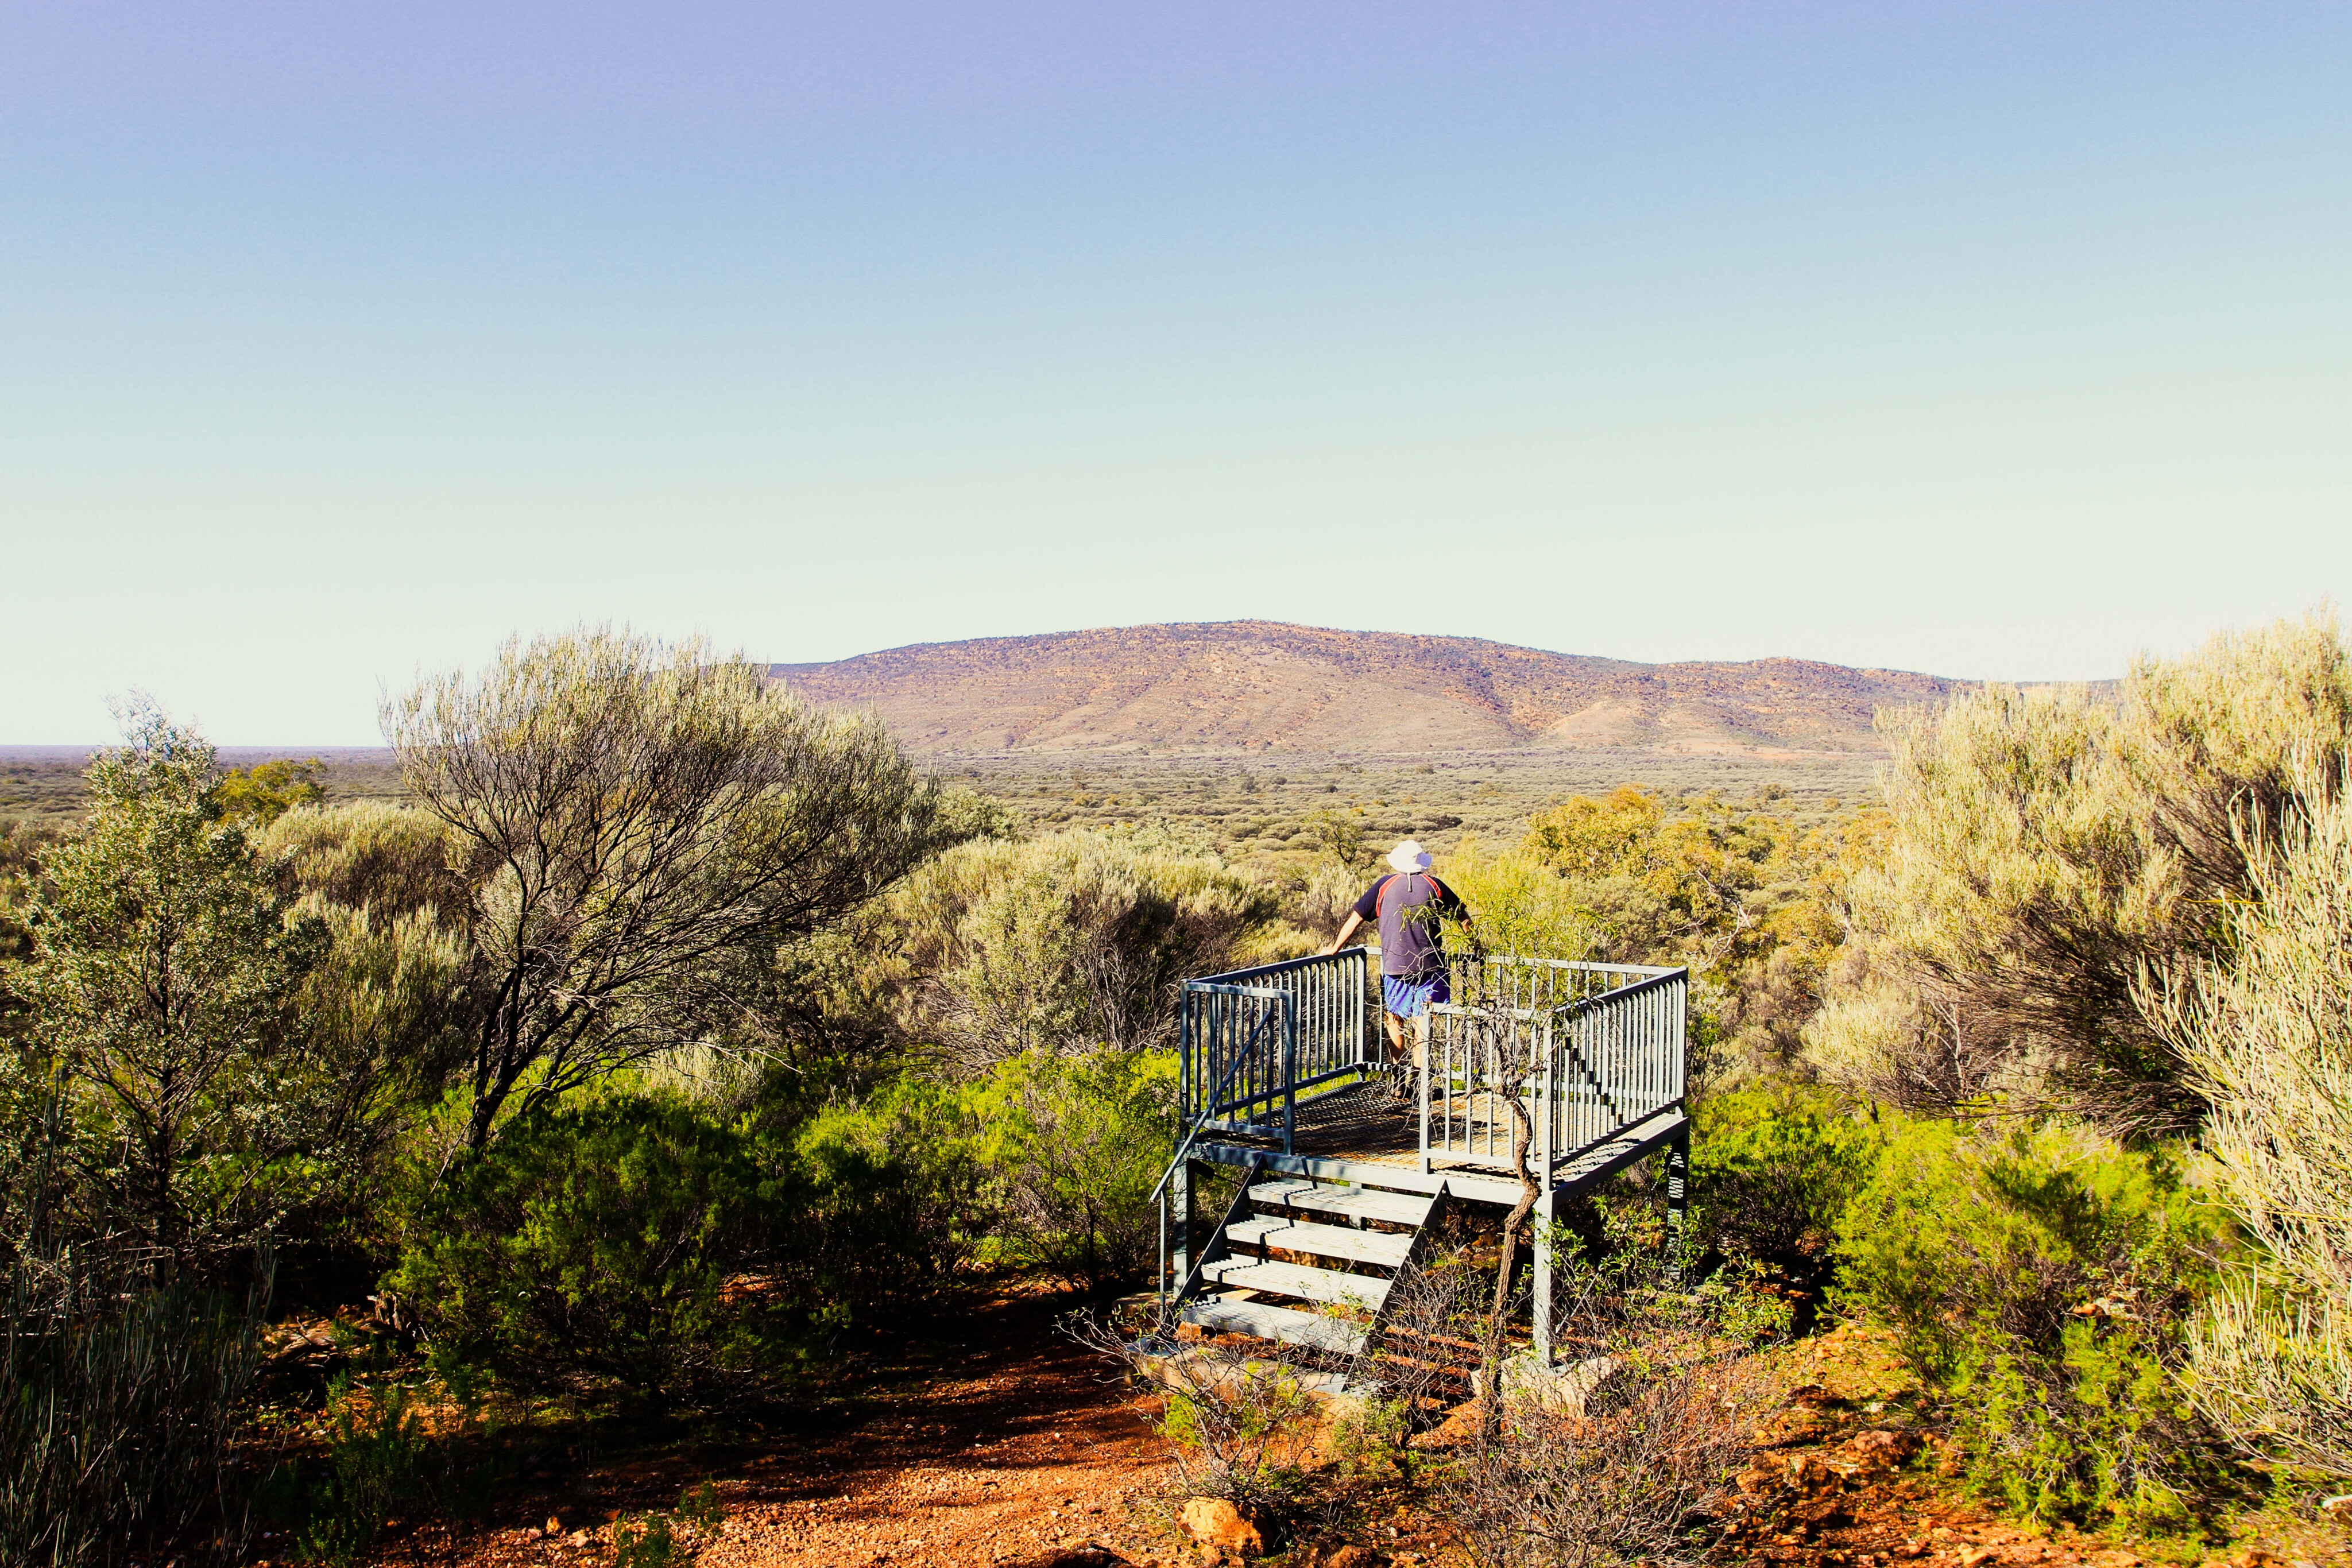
212, 757, 326, 825
383, 628, 954, 1151
1519, 785, 1862, 1080
6, 705, 328, 1277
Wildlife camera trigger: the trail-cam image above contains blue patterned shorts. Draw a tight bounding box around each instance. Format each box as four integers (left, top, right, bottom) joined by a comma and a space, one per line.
1382, 973, 1450, 1019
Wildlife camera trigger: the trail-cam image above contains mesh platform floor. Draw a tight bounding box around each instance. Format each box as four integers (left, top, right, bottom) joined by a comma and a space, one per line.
1206, 1078, 1517, 1172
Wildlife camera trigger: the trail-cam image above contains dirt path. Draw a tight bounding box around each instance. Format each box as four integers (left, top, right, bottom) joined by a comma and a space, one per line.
419, 1287, 1182, 1568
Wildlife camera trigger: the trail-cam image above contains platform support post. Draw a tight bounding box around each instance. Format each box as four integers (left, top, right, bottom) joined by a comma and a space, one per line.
1531, 1182, 1557, 1364
1665, 1129, 1690, 1280
1171, 1158, 1202, 1290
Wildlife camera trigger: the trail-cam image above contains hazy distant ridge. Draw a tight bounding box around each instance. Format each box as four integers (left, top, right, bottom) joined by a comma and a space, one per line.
771, 621, 1960, 756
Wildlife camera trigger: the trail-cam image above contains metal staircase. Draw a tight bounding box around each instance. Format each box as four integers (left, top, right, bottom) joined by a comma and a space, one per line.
1168, 1166, 1451, 1355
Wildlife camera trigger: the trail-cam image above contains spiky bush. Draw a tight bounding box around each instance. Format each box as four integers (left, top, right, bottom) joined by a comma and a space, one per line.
2150, 753, 2352, 1478
1808, 614, 2352, 1136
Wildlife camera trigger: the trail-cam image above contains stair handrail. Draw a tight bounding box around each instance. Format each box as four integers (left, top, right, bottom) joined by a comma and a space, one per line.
1148, 990, 1279, 1208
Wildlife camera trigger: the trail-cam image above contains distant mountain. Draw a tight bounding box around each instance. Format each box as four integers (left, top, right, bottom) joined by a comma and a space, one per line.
769, 621, 1964, 757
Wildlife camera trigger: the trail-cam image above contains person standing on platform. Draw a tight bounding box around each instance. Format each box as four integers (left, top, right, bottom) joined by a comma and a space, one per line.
1322, 839, 1478, 1097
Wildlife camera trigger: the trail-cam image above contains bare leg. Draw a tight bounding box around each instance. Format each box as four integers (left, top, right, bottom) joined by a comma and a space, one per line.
1382, 1009, 1409, 1097
1411, 1011, 1433, 1104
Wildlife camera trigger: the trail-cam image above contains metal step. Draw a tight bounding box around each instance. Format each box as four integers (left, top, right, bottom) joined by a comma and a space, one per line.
1181, 1296, 1370, 1355
1250, 1180, 1432, 1228
1224, 1216, 1414, 1268
1201, 1257, 1392, 1311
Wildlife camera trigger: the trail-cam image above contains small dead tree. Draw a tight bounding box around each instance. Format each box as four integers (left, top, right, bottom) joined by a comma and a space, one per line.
385, 628, 952, 1152
1365, 1252, 1491, 1441
1452, 996, 1543, 1443
1445, 1250, 1778, 1568
1064, 1310, 1336, 1523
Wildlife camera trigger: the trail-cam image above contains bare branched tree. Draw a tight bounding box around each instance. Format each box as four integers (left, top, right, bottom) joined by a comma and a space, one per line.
1445, 996, 1544, 1445
384, 628, 951, 1151
1446, 1252, 1778, 1568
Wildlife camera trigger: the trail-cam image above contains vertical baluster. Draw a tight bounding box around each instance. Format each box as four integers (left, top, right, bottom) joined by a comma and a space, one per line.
1653, 985, 1663, 1112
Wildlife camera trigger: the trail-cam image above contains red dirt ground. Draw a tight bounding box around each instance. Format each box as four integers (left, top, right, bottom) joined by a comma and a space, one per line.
317, 1310, 2347, 1568
346, 1286, 1194, 1568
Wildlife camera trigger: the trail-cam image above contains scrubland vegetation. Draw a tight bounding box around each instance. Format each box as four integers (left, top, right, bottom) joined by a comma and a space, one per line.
5, 618, 2351, 1566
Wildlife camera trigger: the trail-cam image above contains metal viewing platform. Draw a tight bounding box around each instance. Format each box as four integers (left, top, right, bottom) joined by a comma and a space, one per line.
1150, 947, 1690, 1362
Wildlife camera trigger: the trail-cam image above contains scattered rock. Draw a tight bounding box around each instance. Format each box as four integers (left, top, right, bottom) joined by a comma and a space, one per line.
1410, 1400, 1485, 1449
1181, 1497, 1264, 1557
1738, 1450, 1843, 1496
1958, 1548, 1997, 1568
544, 1515, 563, 1537
1502, 1350, 1620, 1418
1837, 1430, 1924, 1476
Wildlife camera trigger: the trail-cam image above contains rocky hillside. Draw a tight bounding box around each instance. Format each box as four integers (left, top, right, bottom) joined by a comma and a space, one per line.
769, 621, 1962, 756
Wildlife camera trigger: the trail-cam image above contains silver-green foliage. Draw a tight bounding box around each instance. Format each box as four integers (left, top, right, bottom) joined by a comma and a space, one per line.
2152, 753, 2352, 1478
1808, 615, 2352, 1136
885, 825, 1286, 1067
383, 628, 952, 1149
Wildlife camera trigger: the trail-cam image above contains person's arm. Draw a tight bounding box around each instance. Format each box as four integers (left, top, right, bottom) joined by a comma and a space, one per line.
1325, 878, 1384, 956
1456, 911, 1486, 960
1441, 885, 1486, 959
1322, 909, 1367, 957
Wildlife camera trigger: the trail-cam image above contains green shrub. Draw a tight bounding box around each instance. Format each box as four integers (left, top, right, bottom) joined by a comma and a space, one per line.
782, 1079, 989, 1331
611, 1511, 679, 1568
389, 1094, 788, 1403
281, 1379, 432, 1566
607, 1481, 725, 1568
1689, 1082, 1887, 1300
967, 1047, 1174, 1286
395, 1082, 993, 1402
1836, 1117, 2237, 1531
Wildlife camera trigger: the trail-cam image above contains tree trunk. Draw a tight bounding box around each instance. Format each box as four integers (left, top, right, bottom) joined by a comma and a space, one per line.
1477, 1091, 1540, 1447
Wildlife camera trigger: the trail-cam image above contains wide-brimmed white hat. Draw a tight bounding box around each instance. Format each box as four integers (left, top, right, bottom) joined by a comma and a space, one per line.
1386, 840, 1433, 873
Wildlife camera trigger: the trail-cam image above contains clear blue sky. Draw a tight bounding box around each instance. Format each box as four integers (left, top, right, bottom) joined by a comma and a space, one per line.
4, 3, 2347, 744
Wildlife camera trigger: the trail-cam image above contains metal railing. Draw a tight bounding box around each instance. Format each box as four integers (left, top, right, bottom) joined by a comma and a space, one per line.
1152, 948, 1373, 1308
1177, 947, 1372, 1145
1423, 957, 1688, 1175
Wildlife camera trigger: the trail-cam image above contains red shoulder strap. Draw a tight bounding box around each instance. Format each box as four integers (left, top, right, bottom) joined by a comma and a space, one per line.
1379, 872, 1441, 919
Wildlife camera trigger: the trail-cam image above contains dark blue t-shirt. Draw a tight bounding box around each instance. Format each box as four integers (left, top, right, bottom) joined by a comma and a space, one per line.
1353, 873, 1465, 979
